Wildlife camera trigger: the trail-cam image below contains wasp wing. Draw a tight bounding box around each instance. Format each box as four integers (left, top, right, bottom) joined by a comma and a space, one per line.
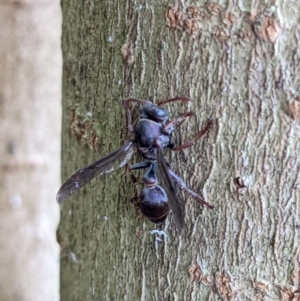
56, 141, 134, 203
156, 148, 185, 233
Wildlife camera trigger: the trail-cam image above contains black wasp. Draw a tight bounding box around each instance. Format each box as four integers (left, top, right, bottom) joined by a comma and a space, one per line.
57, 97, 213, 233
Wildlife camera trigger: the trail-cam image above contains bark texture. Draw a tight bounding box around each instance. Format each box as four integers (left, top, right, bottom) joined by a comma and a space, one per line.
0, 1, 61, 301
59, 0, 300, 300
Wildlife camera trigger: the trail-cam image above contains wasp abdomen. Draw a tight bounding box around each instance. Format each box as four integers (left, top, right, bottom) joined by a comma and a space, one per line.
140, 186, 169, 223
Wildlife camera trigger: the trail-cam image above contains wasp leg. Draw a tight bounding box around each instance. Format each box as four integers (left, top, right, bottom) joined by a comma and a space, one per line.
157, 96, 191, 106
122, 98, 144, 135
170, 119, 213, 151
125, 165, 141, 206
162, 112, 196, 134
168, 168, 214, 209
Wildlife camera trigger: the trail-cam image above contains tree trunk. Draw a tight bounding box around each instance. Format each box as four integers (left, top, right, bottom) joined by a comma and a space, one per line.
0, 1, 61, 301
59, 1, 300, 300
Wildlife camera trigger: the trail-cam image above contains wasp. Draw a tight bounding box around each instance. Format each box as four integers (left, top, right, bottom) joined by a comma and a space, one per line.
57, 97, 213, 233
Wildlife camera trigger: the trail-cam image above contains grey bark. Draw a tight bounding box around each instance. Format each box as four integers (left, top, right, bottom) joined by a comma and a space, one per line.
59, 1, 300, 300
0, 1, 61, 301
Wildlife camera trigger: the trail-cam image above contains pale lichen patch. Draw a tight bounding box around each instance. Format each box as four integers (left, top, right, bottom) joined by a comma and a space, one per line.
215, 272, 237, 300
213, 27, 229, 42
253, 281, 269, 293
289, 99, 300, 120
121, 42, 134, 66
252, 12, 282, 42
188, 266, 238, 299
165, 4, 185, 29
205, 2, 223, 16
187, 5, 205, 20
166, 3, 281, 44
165, 3, 206, 37
223, 12, 237, 27
188, 264, 203, 282
184, 19, 201, 35
279, 286, 300, 301
69, 109, 99, 150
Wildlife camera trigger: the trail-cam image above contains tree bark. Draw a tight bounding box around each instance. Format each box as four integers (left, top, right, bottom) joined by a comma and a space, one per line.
59, 1, 300, 300
0, 1, 61, 301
